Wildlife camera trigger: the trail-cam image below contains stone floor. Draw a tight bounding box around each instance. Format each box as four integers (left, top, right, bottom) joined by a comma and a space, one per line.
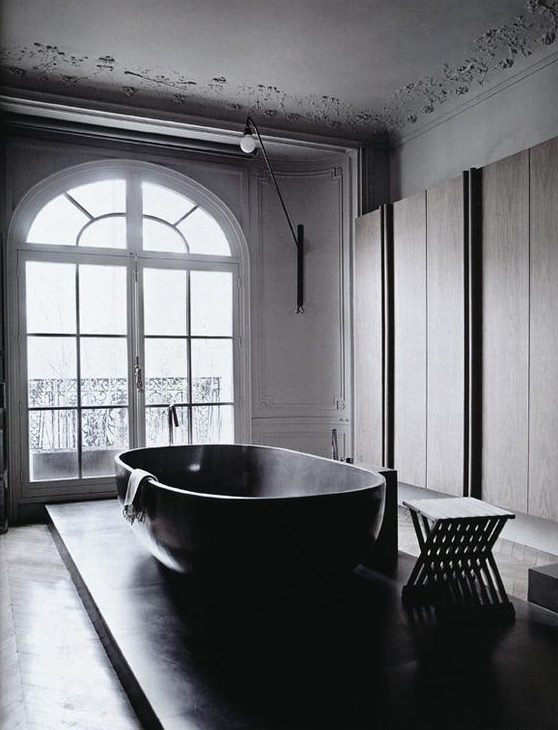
1, 505, 557, 729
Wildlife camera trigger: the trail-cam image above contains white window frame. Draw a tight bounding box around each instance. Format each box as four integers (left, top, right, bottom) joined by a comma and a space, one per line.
7, 159, 251, 507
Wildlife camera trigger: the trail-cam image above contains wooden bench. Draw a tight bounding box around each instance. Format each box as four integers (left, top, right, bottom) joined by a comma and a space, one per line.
402, 497, 515, 618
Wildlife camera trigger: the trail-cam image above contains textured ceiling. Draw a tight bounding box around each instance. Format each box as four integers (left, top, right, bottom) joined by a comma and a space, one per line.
1, 0, 557, 140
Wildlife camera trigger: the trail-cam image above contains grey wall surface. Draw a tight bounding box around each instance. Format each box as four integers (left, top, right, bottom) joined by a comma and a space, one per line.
391, 55, 558, 200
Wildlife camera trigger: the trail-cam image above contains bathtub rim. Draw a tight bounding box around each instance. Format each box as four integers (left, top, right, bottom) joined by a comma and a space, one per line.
115, 443, 385, 502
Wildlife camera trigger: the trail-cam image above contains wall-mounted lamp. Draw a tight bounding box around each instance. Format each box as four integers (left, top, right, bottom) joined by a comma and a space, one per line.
240, 116, 304, 314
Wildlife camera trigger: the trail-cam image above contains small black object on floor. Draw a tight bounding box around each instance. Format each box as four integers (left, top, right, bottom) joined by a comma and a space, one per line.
529, 562, 558, 613
48, 500, 558, 730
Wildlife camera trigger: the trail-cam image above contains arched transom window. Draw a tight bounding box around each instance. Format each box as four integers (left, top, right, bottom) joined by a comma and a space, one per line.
26, 178, 231, 255
12, 162, 247, 496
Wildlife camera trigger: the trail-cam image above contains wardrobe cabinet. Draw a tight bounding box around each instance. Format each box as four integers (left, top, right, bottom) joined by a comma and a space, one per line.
358, 177, 467, 496
481, 151, 529, 513
425, 177, 465, 496
354, 210, 384, 466
392, 192, 427, 487
390, 178, 465, 496
529, 138, 558, 521
355, 134, 558, 520
481, 140, 558, 520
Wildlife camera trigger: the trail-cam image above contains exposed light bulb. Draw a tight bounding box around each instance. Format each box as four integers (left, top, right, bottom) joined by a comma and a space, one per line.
240, 132, 257, 154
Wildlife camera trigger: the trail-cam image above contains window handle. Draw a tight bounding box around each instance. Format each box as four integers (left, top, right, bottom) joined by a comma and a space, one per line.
134, 356, 144, 392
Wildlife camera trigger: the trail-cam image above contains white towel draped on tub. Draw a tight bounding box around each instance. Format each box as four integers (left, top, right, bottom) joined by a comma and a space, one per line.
123, 469, 156, 525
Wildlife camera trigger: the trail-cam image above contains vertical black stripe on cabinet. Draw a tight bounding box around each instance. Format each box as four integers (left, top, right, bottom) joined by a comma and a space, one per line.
0, 231, 6, 530
381, 204, 394, 468
463, 171, 470, 497
467, 168, 483, 499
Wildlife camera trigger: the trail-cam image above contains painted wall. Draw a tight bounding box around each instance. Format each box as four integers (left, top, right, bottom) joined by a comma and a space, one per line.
391, 54, 558, 201
2, 129, 353, 517
250, 161, 352, 457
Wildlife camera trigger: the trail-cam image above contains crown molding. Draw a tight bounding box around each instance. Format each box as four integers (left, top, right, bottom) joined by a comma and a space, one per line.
392, 47, 558, 148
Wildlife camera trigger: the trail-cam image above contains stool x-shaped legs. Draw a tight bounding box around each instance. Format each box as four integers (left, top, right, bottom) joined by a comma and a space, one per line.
402, 502, 514, 616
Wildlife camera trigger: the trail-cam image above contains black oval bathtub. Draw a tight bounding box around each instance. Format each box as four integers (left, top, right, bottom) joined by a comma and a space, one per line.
115, 444, 385, 581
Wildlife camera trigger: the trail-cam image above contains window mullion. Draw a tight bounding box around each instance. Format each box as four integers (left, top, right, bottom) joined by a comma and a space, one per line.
186, 270, 193, 444
127, 174, 144, 448
133, 257, 146, 448
75, 265, 83, 479
127, 173, 143, 255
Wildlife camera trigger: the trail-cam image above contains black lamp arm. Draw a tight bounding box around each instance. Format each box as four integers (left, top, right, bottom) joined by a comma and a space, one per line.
296, 223, 304, 314
246, 116, 300, 251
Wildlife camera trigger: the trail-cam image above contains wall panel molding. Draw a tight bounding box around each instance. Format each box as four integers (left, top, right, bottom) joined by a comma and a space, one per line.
252, 166, 348, 418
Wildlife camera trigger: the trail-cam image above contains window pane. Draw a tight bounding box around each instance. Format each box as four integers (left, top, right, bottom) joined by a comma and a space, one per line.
190, 271, 232, 336
79, 216, 127, 248
26, 195, 88, 245
28, 337, 77, 407
67, 180, 126, 217
81, 338, 128, 406
82, 407, 128, 477
26, 262, 76, 334
143, 269, 187, 336
142, 182, 195, 223
192, 405, 234, 444
29, 409, 78, 481
143, 218, 186, 253
79, 265, 127, 335
145, 406, 189, 447
191, 339, 233, 403
178, 208, 231, 256
144, 339, 188, 405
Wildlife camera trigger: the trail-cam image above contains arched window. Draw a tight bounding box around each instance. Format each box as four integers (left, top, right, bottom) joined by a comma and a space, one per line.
9, 161, 248, 498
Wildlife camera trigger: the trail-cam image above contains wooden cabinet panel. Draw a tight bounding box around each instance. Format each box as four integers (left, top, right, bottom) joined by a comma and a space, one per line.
426, 177, 465, 495
393, 192, 427, 486
529, 138, 558, 521
354, 211, 384, 465
481, 152, 529, 512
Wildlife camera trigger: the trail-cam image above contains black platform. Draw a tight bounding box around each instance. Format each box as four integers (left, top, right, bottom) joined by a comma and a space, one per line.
48, 499, 558, 730
529, 562, 558, 613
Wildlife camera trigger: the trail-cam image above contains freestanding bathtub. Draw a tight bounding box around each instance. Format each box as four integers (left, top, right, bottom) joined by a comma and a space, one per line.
115, 444, 385, 581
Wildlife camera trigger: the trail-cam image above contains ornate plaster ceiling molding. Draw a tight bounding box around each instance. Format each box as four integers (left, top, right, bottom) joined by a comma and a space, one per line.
0, 0, 556, 141
0, 41, 381, 138
385, 0, 558, 134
